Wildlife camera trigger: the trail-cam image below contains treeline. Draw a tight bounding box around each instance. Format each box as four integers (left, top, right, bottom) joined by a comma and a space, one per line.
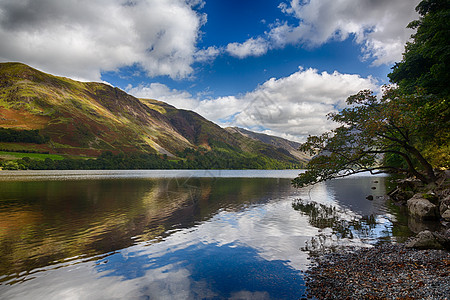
0, 128, 49, 144
0, 148, 50, 154
0, 149, 302, 170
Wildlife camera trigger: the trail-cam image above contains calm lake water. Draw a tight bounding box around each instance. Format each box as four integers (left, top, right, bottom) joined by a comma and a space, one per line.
0, 170, 411, 299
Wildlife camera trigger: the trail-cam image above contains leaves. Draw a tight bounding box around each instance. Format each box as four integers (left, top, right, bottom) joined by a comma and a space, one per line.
389, 0, 450, 97
292, 87, 445, 188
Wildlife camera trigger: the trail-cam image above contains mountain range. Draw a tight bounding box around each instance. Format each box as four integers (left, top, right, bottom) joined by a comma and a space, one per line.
0, 62, 308, 168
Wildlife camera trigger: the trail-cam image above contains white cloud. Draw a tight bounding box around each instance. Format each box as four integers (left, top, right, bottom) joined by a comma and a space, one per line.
226, 37, 269, 58
0, 0, 205, 81
230, 0, 420, 65
224, 68, 378, 140
194, 46, 222, 62
126, 83, 199, 110
128, 67, 378, 142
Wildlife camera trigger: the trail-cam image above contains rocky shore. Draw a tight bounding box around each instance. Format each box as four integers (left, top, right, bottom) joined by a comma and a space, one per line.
304, 170, 450, 299
305, 243, 450, 299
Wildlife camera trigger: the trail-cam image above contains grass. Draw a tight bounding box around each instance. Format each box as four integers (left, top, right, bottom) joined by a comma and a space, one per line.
0, 142, 45, 152
0, 151, 65, 161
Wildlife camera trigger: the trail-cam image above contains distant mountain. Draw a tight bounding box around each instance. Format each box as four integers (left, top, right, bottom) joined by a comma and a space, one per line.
0, 62, 307, 168
226, 127, 310, 161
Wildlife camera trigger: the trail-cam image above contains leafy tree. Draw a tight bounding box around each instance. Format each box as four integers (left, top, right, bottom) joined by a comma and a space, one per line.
293, 0, 449, 188
292, 88, 447, 187
389, 0, 450, 97
0, 128, 50, 144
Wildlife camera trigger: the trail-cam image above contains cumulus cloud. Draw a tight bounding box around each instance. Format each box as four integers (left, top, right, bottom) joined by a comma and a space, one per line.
126, 83, 199, 110
194, 46, 222, 62
230, 0, 420, 65
0, 0, 205, 81
224, 68, 378, 140
127, 67, 378, 142
226, 37, 269, 58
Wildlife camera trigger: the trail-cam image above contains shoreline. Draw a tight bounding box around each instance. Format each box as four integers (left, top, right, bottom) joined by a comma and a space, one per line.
305, 243, 450, 299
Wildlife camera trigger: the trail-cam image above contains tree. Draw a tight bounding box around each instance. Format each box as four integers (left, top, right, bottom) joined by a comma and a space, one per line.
292, 87, 447, 188
388, 0, 450, 97
293, 0, 449, 188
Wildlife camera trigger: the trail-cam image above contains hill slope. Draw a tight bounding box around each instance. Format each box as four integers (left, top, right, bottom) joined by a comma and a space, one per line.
0, 62, 306, 167
0, 62, 192, 156
225, 127, 310, 161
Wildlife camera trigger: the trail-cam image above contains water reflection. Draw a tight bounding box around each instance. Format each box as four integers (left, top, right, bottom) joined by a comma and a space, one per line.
293, 199, 383, 254
0, 171, 412, 299
294, 176, 412, 255
0, 177, 297, 278
1, 174, 310, 299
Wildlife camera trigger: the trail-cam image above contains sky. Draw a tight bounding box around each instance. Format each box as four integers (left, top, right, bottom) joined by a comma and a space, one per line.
0, 0, 421, 142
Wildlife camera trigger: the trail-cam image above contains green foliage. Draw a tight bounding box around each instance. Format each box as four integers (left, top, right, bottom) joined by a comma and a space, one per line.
293, 88, 445, 187
294, 0, 449, 188
388, 0, 450, 97
1, 62, 306, 168
0, 151, 64, 161
0, 146, 300, 171
0, 128, 49, 144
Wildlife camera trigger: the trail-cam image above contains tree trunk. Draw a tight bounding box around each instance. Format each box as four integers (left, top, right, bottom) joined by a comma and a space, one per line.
405, 145, 437, 183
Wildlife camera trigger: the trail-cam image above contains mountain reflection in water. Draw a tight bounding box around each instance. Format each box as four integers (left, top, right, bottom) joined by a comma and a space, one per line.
0, 170, 412, 299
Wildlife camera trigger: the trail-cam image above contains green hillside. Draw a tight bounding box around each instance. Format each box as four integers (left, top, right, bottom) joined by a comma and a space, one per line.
0, 62, 307, 170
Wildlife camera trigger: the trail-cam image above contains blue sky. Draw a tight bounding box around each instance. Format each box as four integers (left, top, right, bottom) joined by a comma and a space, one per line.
0, 0, 420, 141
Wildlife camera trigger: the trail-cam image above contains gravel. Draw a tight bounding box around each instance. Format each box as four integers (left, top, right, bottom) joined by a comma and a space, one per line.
305, 243, 450, 299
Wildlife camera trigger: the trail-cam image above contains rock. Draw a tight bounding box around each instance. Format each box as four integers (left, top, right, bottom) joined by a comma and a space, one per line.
408, 217, 441, 234
433, 230, 450, 250
436, 170, 450, 188
442, 209, 450, 222
407, 194, 438, 220
405, 230, 444, 250
397, 178, 424, 190
421, 191, 438, 204
366, 195, 374, 201
388, 187, 414, 203
439, 195, 450, 215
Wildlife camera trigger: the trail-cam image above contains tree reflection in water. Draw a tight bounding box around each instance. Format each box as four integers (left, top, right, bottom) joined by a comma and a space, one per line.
292, 199, 380, 255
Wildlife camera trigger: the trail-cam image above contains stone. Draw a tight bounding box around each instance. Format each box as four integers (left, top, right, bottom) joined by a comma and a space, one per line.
408, 217, 440, 234
439, 195, 450, 215
436, 170, 450, 188
388, 187, 414, 203
405, 230, 444, 250
433, 230, 450, 250
442, 209, 450, 222
407, 194, 438, 220
397, 178, 424, 190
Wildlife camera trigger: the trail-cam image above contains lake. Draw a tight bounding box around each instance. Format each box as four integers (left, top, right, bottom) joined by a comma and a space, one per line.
0, 170, 411, 299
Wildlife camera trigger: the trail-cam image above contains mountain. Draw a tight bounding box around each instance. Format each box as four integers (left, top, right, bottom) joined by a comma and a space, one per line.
0, 62, 307, 168
225, 127, 310, 161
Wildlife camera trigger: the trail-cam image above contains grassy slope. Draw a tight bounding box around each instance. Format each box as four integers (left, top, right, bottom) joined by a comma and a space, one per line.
225, 127, 310, 161
0, 151, 65, 161
0, 62, 192, 156
140, 99, 303, 165
0, 63, 306, 166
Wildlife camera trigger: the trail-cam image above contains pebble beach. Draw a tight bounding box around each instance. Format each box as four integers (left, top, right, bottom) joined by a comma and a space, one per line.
305, 243, 450, 299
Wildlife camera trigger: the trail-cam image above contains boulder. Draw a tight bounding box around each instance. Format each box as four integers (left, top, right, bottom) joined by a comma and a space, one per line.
405, 230, 444, 250
433, 230, 450, 250
407, 194, 438, 220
